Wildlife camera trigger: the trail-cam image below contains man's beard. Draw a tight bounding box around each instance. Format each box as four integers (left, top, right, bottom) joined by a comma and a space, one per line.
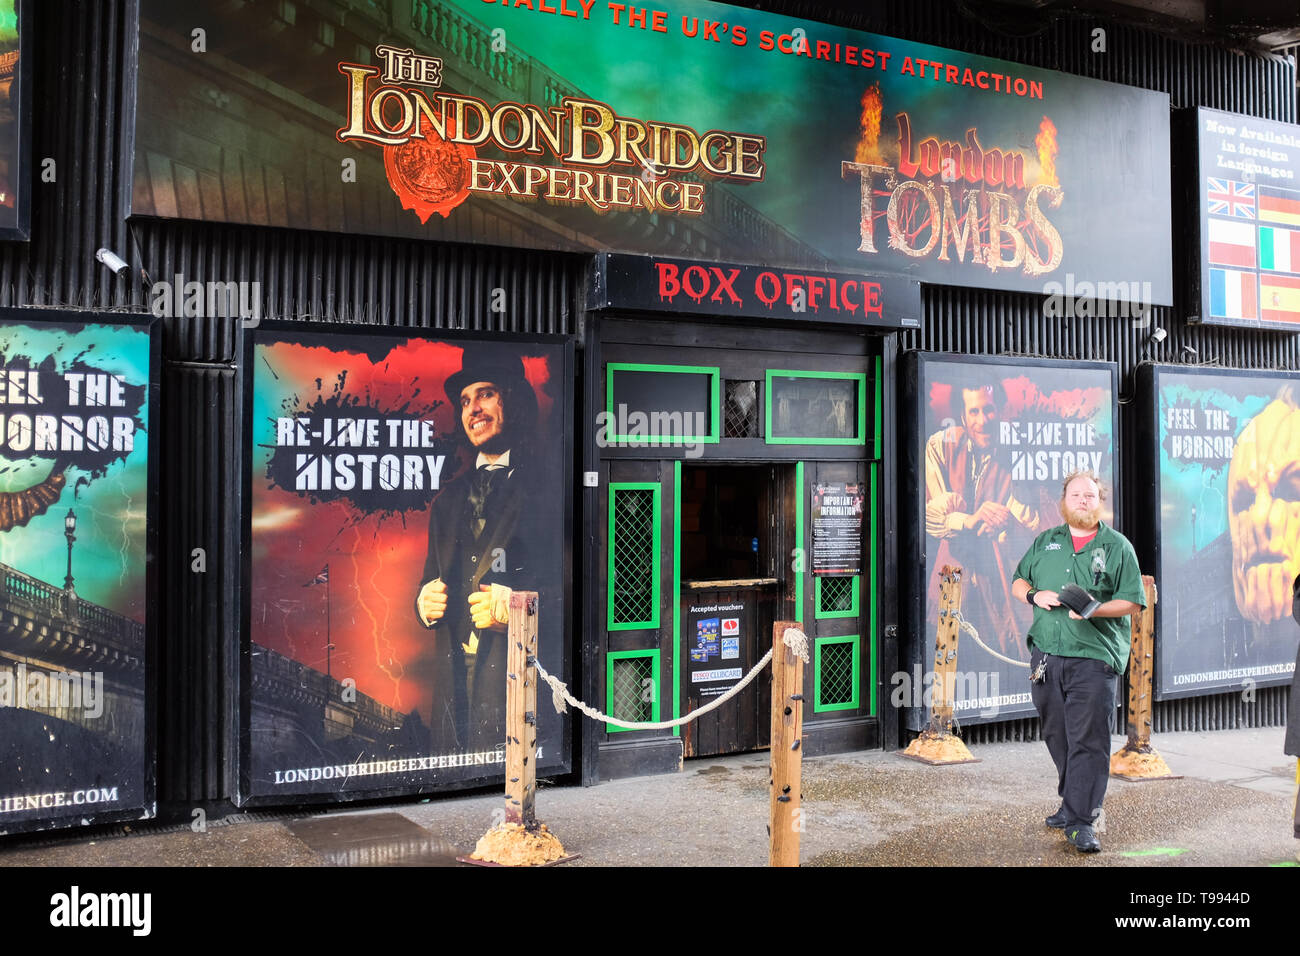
477, 431, 511, 455
1060, 502, 1102, 529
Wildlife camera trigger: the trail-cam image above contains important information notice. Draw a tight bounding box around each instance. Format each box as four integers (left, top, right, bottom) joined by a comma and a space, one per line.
812, 482, 863, 575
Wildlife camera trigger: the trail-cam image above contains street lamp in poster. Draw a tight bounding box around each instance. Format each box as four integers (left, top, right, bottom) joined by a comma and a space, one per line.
240, 324, 572, 803
1146, 366, 1300, 698
0, 311, 158, 835
905, 353, 1117, 728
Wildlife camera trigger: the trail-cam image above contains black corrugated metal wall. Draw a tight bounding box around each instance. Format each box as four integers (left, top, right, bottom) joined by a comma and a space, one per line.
7, 0, 1292, 804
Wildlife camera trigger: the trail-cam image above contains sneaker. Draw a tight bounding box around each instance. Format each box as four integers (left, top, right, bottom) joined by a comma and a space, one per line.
1045, 806, 1068, 829
1066, 824, 1101, 853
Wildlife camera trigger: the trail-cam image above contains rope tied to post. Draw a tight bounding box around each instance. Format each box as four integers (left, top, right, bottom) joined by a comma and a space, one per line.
532, 625, 810, 730
952, 612, 1029, 668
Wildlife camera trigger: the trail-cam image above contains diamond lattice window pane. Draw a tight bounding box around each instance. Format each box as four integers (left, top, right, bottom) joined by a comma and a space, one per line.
612, 489, 655, 624
724, 380, 758, 438
611, 656, 654, 722
820, 641, 855, 706
819, 577, 855, 614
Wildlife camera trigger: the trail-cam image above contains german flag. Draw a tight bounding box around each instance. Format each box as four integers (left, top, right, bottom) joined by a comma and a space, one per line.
1259, 272, 1300, 325
1258, 185, 1300, 227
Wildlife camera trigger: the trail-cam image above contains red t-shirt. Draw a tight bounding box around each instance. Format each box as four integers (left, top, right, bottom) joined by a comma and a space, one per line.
1071, 528, 1098, 551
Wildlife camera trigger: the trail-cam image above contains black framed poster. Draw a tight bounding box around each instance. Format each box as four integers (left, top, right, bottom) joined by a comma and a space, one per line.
901, 351, 1118, 728
240, 323, 573, 805
0, 309, 159, 834
1139, 364, 1300, 698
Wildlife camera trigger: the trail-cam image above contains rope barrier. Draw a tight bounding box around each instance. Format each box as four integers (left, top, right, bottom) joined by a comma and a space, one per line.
532, 627, 810, 730
953, 613, 1029, 668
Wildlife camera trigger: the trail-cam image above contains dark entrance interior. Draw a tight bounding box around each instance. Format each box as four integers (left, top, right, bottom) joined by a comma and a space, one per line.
681, 464, 770, 581
679, 463, 787, 758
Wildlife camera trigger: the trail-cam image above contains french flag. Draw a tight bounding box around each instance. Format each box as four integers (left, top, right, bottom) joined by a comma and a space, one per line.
1208, 268, 1258, 320
1207, 218, 1256, 268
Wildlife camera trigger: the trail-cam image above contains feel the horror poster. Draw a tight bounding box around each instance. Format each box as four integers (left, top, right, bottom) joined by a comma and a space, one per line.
0, 311, 158, 835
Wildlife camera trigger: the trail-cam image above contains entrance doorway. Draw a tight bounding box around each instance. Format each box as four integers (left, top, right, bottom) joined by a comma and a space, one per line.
679, 464, 790, 757
591, 317, 883, 781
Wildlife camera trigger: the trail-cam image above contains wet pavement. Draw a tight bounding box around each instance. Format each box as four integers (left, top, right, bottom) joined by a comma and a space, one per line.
0, 727, 1295, 867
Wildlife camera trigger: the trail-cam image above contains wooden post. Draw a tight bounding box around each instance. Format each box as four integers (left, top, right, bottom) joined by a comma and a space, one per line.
769, 620, 804, 867
1111, 577, 1176, 780
930, 566, 962, 735
505, 589, 538, 827
899, 566, 977, 765
1127, 576, 1157, 747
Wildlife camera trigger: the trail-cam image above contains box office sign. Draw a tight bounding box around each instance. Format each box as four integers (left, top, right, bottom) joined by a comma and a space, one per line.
1195, 107, 1300, 331
901, 352, 1117, 728
240, 324, 572, 803
589, 254, 921, 329
0, 311, 158, 835
1141, 365, 1300, 698
130, 0, 1171, 301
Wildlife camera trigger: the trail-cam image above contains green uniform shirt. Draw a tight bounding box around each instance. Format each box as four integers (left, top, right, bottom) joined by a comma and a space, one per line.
1012, 521, 1147, 673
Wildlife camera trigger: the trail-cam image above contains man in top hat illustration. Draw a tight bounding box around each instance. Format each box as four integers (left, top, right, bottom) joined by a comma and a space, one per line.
414, 351, 549, 754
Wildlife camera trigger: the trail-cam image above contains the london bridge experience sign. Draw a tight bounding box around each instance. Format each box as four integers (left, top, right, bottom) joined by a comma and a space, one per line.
130, 0, 1172, 302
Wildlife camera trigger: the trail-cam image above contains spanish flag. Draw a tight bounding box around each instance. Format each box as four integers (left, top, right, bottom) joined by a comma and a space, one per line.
1259, 273, 1300, 325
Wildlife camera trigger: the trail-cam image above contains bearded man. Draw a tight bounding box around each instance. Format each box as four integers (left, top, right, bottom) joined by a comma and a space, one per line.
1011, 471, 1145, 853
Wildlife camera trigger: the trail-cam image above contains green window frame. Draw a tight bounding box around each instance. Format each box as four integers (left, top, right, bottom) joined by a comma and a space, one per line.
814, 635, 860, 712
815, 575, 860, 619
605, 363, 721, 445
607, 482, 661, 630
764, 369, 868, 446
606, 649, 661, 733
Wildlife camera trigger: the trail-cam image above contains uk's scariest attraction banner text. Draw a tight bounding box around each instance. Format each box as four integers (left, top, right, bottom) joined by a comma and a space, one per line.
1143, 366, 1300, 698
130, 0, 1171, 301
241, 324, 571, 803
0, 311, 157, 835
902, 353, 1116, 728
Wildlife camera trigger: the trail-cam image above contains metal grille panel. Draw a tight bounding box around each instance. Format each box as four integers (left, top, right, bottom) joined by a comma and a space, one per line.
610, 656, 654, 724
724, 380, 759, 438
819, 577, 855, 614
612, 489, 656, 625
819, 641, 856, 707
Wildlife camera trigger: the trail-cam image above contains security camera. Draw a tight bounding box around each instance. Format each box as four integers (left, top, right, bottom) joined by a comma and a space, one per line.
1149, 327, 1167, 344
95, 248, 131, 278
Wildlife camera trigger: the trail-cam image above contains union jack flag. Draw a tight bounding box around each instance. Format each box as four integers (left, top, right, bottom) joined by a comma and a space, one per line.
1207, 178, 1256, 218
304, 564, 329, 586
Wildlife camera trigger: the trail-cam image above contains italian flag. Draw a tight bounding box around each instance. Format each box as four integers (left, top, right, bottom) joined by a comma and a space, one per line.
1258, 225, 1300, 274
1260, 273, 1300, 325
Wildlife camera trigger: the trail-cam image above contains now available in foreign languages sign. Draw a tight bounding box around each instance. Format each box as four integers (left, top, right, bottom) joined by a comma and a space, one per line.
131, 0, 1172, 301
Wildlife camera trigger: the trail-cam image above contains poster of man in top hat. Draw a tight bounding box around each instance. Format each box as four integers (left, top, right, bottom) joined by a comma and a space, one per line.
414, 350, 556, 753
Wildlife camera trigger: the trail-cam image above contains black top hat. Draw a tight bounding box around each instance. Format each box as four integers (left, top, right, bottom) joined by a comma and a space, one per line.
444, 353, 538, 433
1057, 583, 1101, 619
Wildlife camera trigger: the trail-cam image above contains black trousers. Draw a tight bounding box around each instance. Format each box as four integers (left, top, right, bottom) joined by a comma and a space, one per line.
1030, 648, 1118, 829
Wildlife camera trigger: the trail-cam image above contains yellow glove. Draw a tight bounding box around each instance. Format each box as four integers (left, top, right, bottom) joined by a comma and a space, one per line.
416, 578, 448, 626
468, 583, 511, 630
